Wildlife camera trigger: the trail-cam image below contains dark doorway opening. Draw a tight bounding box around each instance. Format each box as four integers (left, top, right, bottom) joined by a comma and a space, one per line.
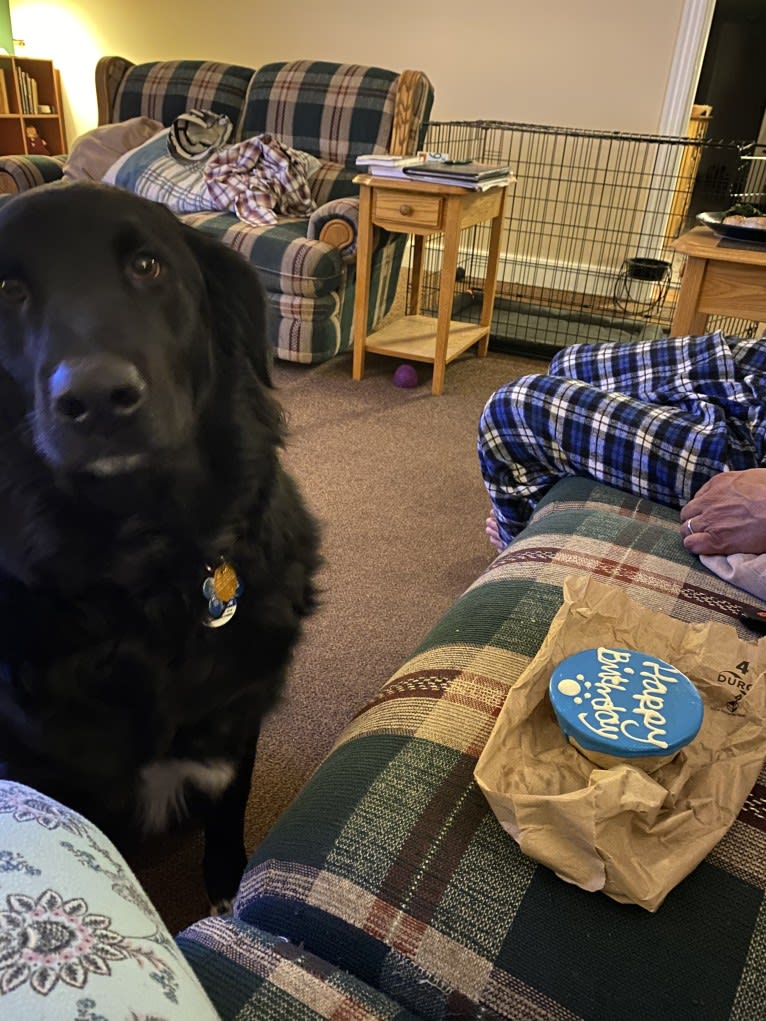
689, 0, 766, 217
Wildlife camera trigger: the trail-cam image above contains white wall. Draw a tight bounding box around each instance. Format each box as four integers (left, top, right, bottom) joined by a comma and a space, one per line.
10, 0, 687, 145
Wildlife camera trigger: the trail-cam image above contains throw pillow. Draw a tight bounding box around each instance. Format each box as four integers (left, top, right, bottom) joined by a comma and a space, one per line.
63, 117, 164, 181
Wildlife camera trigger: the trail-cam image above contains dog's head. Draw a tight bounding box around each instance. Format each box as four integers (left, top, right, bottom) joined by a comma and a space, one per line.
0, 182, 275, 478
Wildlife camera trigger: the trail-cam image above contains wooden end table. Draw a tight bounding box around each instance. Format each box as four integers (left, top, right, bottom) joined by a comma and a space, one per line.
352, 173, 508, 395
671, 226, 766, 336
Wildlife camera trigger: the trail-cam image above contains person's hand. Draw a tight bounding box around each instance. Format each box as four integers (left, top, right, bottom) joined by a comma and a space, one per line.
680, 469, 766, 555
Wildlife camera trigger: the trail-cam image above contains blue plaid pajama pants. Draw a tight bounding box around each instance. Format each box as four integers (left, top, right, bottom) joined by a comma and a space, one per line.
477, 332, 766, 546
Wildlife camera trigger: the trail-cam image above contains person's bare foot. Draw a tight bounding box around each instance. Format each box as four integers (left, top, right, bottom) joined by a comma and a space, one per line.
485, 509, 506, 552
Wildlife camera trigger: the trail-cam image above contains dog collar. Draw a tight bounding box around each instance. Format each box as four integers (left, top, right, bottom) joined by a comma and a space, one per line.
202, 558, 243, 628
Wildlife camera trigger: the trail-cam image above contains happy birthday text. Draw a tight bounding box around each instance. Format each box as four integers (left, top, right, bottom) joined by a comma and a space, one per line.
576, 647, 684, 749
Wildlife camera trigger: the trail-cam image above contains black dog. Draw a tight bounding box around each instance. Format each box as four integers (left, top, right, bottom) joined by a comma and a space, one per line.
0, 182, 319, 909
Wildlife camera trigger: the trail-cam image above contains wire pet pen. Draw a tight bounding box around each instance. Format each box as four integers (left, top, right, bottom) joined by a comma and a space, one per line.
416, 119, 757, 357
738, 142, 766, 208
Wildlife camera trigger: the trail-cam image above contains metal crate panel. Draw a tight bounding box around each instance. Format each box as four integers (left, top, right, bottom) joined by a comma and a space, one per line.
416, 120, 759, 356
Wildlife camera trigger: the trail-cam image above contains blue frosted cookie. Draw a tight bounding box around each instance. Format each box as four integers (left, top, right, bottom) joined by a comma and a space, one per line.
549, 647, 704, 771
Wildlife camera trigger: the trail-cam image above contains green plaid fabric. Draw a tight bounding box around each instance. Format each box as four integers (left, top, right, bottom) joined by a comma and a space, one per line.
111, 60, 255, 137
177, 916, 419, 1019
0, 153, 66, 193
183, 478, 766, 1021
259, 232, 406, 364
169, 211, 344, 296
308, 197, 361, 260
310, 161, 365, 204
174, 216, 405, 363
242, 61, 400, 167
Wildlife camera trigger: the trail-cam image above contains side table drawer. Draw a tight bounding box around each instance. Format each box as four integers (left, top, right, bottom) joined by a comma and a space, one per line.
372, 190, 443, 231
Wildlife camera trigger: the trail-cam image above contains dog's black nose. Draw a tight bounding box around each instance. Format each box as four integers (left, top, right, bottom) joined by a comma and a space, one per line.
49, 356, 147, 426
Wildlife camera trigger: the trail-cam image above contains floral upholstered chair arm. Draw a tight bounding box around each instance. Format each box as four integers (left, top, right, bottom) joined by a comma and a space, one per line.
0, 781, 220, 1019
0, 154, 67, 194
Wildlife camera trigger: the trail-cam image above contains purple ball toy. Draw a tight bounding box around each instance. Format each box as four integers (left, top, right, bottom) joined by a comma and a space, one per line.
393, 363, 419, 388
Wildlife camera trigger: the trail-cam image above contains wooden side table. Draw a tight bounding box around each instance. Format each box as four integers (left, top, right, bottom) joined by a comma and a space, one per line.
352, 174, 508, 395
671, 226, 766, 336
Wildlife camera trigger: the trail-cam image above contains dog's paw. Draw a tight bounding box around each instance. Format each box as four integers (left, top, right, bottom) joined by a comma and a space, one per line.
209, 897, 234, 916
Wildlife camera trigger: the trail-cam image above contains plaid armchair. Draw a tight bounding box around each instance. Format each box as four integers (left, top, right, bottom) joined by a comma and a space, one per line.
0, 58, 434, 364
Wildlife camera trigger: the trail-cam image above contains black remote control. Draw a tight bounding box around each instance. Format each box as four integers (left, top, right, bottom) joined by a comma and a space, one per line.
738, 607, 766, 633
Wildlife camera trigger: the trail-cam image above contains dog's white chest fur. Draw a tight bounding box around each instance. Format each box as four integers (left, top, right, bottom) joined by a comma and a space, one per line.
139, 758, 236, 832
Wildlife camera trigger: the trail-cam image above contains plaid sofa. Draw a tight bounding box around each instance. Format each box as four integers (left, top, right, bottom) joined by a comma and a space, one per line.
179, 477, 766, 1020
0, 57, 433, 364
3, 478, 764, 1019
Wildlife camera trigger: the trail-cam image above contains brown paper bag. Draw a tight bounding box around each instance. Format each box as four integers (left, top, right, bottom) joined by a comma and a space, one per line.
474, 575, 766, 911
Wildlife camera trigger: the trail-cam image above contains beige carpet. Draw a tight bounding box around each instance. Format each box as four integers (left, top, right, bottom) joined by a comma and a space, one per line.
133, 343, 549, 933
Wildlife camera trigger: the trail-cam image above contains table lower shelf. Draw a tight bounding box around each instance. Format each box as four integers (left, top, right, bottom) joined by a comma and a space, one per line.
362, 314, 488, 364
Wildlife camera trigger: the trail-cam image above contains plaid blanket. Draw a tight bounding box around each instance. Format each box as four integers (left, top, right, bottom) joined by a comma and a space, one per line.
178, 477, 766, 1021
103, 127, 320, 226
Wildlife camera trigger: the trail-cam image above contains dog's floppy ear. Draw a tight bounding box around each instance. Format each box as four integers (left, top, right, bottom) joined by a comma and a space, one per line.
181, 223, 274, 388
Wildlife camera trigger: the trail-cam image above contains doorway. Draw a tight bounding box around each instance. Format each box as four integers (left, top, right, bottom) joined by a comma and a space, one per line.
688, 0, 766, 216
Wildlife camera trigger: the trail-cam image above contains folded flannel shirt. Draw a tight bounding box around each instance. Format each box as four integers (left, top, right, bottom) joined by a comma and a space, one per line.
204, 133, 318, 226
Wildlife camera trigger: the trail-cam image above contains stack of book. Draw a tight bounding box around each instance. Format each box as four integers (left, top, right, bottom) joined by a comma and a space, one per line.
355, 154, 514, 191
16, 68, 40, 114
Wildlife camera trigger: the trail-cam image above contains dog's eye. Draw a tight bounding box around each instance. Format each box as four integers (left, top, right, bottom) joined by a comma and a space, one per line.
130, 253, 162, 280
0, 277, 27, 304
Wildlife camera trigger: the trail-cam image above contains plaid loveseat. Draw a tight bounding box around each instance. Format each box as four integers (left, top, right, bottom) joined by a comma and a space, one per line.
3, 478, 764, 1019
0, 57, 433, 364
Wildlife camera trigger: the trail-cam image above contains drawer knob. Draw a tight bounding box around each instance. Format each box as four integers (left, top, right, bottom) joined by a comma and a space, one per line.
399, 203, 413, 216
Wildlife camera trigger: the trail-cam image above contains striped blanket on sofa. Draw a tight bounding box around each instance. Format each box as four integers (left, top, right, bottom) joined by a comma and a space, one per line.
177, 476, 766, 1021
